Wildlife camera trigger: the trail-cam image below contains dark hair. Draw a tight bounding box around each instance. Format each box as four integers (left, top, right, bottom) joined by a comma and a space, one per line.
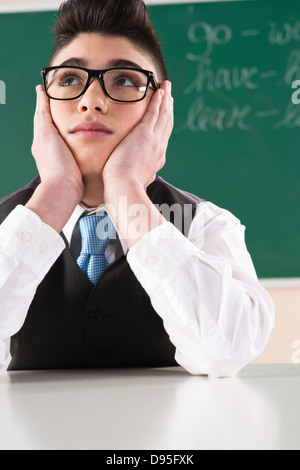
50, 0, 168, 82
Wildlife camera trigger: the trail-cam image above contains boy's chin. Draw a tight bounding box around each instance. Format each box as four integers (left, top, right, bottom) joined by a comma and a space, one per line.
73, 153, 110, 175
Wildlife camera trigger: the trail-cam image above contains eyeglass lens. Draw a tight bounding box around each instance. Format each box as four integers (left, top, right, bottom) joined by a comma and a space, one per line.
45, 68, 149, 101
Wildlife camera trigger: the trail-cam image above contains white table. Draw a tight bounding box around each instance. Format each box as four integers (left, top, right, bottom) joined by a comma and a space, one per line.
0, 364, 299, 450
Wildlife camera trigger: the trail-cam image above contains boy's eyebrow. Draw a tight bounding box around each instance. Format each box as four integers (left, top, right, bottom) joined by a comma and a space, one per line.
58, 57, 143, 70
58, 57, 87, 67
108, 59, 143, 70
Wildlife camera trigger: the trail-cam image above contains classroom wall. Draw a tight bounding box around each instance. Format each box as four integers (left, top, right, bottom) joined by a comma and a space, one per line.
0, 0, 298, 367
253, 284, 300, 365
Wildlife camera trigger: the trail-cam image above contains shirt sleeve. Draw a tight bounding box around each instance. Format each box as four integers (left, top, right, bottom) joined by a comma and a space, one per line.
0, 205, 65, 368
127, 201, 275, 378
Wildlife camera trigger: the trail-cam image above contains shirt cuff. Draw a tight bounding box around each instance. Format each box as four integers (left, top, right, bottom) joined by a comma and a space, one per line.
127, 221, 199, 286
0, 205, 66, 282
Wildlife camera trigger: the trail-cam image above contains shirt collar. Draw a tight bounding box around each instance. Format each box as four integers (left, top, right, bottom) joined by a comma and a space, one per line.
62, 203, 129, 256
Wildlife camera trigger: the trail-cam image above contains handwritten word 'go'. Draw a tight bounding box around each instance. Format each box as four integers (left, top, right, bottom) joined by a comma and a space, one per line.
187, 22, 232, 58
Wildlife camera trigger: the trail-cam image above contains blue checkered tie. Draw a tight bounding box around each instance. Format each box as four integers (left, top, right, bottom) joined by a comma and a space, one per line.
77, 213, 115, 285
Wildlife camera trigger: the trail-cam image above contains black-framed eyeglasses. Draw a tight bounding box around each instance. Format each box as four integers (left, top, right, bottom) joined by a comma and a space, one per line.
41, 66, 159, 103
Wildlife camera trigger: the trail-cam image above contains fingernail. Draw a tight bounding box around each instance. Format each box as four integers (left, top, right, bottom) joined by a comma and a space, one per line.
168, 81, 172, 92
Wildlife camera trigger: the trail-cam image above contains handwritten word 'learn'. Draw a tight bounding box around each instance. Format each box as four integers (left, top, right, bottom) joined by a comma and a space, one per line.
0, 81, 5, 104
184, 96, 251, 132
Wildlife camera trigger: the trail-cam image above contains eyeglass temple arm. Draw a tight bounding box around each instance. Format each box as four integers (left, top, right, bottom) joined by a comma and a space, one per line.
150, 75, 160, 91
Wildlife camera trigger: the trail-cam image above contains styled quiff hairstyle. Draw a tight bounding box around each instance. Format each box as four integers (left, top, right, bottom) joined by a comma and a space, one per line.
50, 0, 168, 82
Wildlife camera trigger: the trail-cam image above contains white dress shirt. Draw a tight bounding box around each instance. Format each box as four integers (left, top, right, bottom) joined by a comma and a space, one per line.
0, 201, 274, 377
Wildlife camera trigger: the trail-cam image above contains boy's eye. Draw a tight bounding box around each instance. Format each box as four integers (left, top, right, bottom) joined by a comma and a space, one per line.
58, 72, 84, 87
114, 75, 138, 88
60, 76, 79, 87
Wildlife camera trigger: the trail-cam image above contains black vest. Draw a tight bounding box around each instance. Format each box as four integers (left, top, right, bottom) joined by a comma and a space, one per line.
0, 177, 203, 370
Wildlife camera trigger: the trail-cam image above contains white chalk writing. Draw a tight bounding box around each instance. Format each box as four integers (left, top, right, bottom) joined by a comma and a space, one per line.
180, 19, 300, 132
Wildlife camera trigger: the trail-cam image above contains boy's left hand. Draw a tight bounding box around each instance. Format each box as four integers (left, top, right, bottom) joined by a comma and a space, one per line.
103, 80, 173, 192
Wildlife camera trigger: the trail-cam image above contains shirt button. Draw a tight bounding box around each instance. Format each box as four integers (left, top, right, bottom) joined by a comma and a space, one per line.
39, 243, 49, 254
145, 255, 160, 267
21, 231, 34, 242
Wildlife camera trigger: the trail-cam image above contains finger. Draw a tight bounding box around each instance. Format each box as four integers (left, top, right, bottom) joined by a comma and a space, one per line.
36, 85, 51, 117
34, 85, 53, 126
154, 81, 174, 137
140, 88, 164, 131
35, 85, 47, 110
163, 93, 174, 137
162, 84, 174, 129
153, 88, 173, 161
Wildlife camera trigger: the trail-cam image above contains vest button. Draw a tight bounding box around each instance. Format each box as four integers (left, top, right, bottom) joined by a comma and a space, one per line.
93, 351, 106, 360
88, 311, 103, 325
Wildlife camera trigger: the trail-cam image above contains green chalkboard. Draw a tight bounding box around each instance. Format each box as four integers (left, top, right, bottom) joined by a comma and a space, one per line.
0, 0, 299, 278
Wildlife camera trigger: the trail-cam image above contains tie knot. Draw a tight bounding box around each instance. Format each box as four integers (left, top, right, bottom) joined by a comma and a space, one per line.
78, 213, 115, 255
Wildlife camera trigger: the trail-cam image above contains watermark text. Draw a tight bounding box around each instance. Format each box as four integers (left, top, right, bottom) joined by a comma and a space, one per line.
0, 80, 6, 104
291, 340, 300, 364
92, 198, 205, 248
291, 80, 300, 104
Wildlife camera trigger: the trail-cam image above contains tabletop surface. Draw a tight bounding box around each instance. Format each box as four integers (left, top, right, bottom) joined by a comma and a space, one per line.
0, 363, 299, 450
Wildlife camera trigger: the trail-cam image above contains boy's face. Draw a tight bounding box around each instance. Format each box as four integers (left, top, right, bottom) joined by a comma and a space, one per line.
49, 33, 158, 178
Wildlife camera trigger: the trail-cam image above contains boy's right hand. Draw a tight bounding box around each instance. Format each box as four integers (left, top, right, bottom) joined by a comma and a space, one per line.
26, 86, 83, 233
31, 85, 83, 197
